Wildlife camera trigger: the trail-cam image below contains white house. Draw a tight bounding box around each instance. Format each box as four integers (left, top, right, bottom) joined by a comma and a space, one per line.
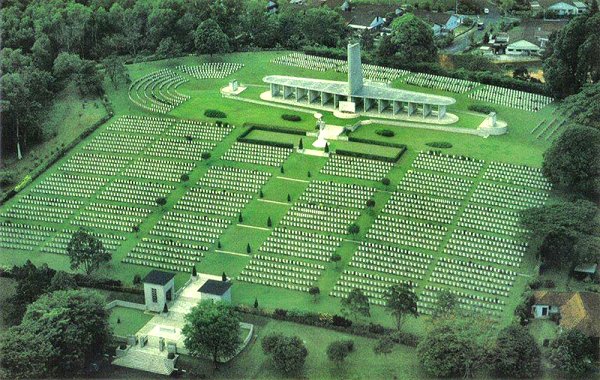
143, 270, 176, 312
506, 39, 542, 55
547, 0, 588, 16
198, 279, 232, 302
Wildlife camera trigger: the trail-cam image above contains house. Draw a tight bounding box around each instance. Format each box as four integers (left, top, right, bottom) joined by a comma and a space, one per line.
143, 270, 176, 312
532, 291, 600, 357
506, 39, 542, 55
573, 263, 598, 281
368, 16, 386, 30
267, 0, 278, 13
413, 10, 462, 36
198, 279, 232, 302
532, 0, 588, 16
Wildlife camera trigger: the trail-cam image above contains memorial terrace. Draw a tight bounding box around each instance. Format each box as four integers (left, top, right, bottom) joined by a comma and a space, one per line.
263, 74, 456, 120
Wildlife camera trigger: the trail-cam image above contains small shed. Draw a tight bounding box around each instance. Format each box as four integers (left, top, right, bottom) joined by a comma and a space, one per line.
198, 279, 232, 302
143, 270, 176, 312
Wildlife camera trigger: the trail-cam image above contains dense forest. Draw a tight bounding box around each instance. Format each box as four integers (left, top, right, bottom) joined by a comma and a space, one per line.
1, 0, 598, 162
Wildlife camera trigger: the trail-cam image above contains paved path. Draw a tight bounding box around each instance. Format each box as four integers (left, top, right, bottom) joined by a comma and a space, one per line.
276, 176, 310, 183
215, 249, 250, 257
258, 199, 289, 206
237, 224, 271, 231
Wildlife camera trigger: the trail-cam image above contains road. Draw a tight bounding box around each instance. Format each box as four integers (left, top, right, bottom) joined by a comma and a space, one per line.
442, 0, 505, 54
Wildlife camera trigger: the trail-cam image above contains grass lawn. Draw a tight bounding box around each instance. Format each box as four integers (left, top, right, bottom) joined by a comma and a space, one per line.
0, 85, 107, 199
108, 306, 154, 337
0, 50, 558, 337
176, 315, 425, 380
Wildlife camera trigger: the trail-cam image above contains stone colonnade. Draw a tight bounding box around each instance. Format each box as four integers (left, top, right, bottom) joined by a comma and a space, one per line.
270, 83, 447, 120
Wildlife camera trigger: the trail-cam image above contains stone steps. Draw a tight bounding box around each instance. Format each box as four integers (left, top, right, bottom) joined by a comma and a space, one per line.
112, 348, 175, 376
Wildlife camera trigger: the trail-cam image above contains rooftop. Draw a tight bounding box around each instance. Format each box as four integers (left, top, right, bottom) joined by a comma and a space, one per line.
142, 270, 176, 286
198, 279, 232, 296
263, 75, 456, 106
534, 291, 600, 337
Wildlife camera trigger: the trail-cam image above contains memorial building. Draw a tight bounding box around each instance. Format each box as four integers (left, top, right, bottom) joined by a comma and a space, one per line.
263, 43, 456, 121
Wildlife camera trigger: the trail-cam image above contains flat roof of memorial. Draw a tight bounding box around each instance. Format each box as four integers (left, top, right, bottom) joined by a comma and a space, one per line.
263, 75, 456, 106
198, 279, 232, 295
142, 270, 176, 285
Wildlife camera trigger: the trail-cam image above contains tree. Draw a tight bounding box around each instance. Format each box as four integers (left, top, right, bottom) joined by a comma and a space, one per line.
163, 303, 169, 313
48, 271, 77, 292
384, 284, 418, 330
194, 19, 230, 56
520, 199, 599, 268
298, 138, 303, 150
542, 125, 600, 200
222, 272, 227, 281
559, 83, 600, 130
309, 286, 320, 302
347, 223, 360, 235
493, 324, 541, 378
327, 340, 353, 365
341, 288, 370, 321
102, 55, 128, 89
417, 317, 495, 378
300, 7, 347, 47
192, 265, 197, 277
378, 14, 437, 65
0, 290, 112, 379
538, 228, 577, 268
331, 253, 342, 268
324, 143, 330, 153
381, 177, 391, 186
544, 13, 600, 98
201, 152, 211, 160
156, 196, 167, 206
66, 229, 111, 275
261, 334, 308, 374
246, 243, 251, 254
432, 289, 458, 319
254, 297, 259, 308
287, 194, 291, 202
2, 261, 56, 325
133, 274, 142, 285
181, 173, 190, 182
366, 199, 376, 209
373, 336, 394, 356
182, 301, 241, 367
238, 213, 243, 223
573, 236, 600, 266
267, 216, 272, 227
548, 329, 595, 376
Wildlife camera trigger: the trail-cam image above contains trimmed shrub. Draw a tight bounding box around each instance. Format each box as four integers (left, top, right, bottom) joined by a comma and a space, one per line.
426, 142, 453, 149
204, 109, 227, 118
376, 129, 395, 137
281, 114, 301, 122
468, 104, 496, 114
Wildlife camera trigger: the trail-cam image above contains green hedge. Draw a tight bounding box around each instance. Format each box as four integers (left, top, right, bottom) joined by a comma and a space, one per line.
426, 142, 453, 149
281, 114, 301, 122
376, 129, 395, 137
204, 109, 227, 118
336, 147, 406, 163
468, 104, 496, 114
347, 136, 406, 149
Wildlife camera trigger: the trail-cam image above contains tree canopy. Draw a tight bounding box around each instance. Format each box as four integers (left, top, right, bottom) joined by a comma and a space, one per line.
341, 288, 370, 321
542, 125, 600, 200
417, 317, 495, 378
384, 283, 419, 330
377, 13, 437, 66
548, 329, 595, 376
66, 229, 111, 275
194, 19, 230, 56
0, 290, 111, 379
493, 324, 541, 378
544, 12, 600, 98
261, 333, 308, 374
182, 301, 241, 366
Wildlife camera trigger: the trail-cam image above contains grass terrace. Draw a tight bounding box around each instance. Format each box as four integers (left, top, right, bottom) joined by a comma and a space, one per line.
0, 50, 558, 334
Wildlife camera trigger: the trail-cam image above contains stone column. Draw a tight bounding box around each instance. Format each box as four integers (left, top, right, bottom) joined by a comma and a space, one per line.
322, 92, 331, 107
283, 86, 292, 99
438, 105, 446, 119
407, 102, 416, 116
423, 103, 432, 118
393, 101, 403, 115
